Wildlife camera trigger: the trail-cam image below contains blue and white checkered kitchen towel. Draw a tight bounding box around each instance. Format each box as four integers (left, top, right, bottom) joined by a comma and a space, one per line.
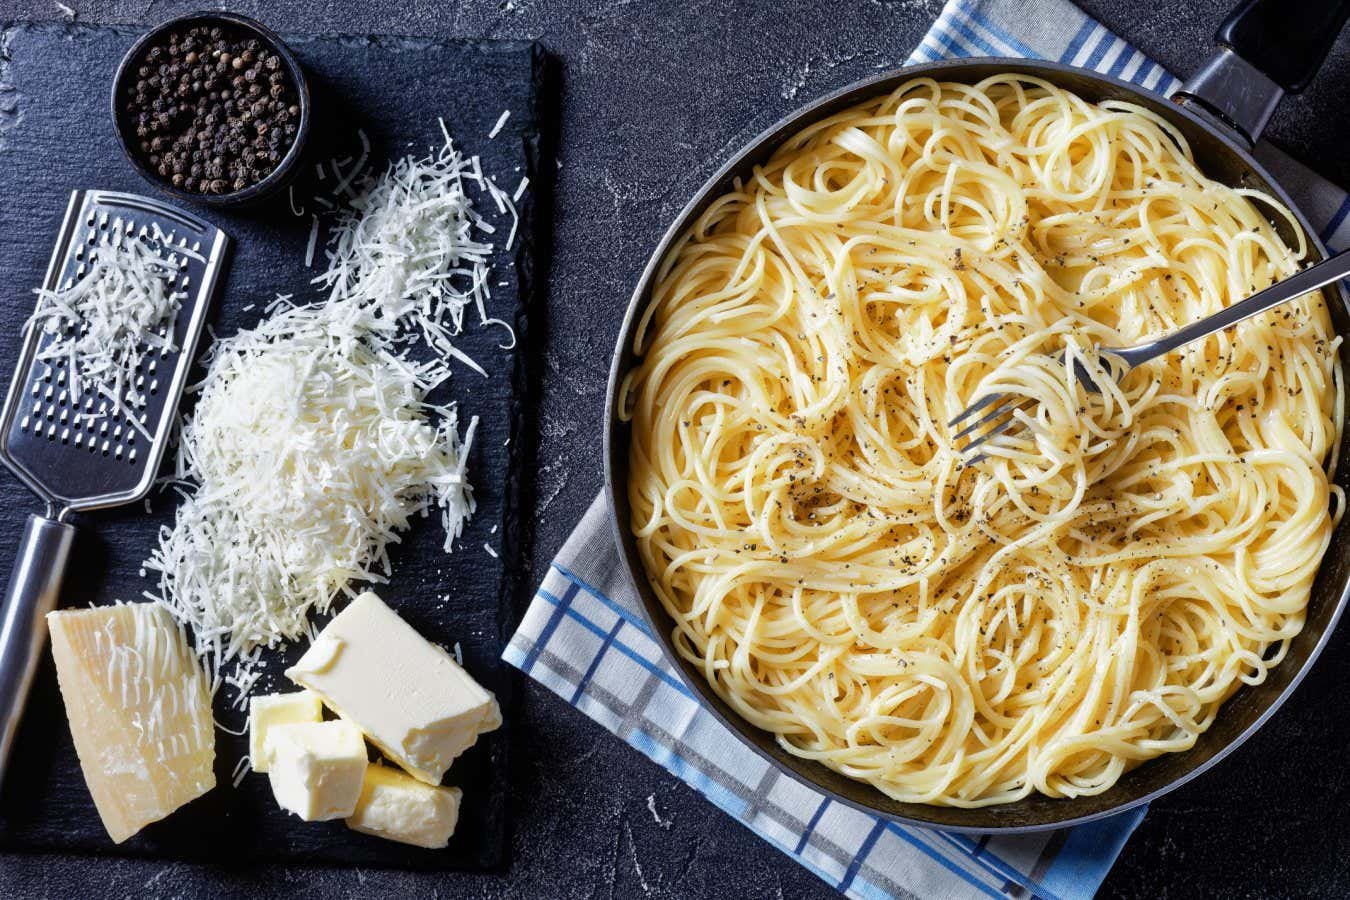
504, 1, 1350, 898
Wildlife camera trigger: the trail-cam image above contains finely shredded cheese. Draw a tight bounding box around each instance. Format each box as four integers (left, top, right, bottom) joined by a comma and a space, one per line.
313, 126, 517, 363
28, 235, 182, 432
304, 215, 319, 268
149, 125, 515, 697
147, 300, 478, 692
488, 109, 510, 139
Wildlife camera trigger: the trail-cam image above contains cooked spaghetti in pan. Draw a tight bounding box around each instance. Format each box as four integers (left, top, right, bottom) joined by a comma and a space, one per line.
621, 75, 1343, 806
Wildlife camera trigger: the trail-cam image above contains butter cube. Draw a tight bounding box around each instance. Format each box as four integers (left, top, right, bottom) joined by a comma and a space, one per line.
265, 720, 368, 821
286, 591, 500, 785
346, 763, 462, 849
249, 690, 323, 773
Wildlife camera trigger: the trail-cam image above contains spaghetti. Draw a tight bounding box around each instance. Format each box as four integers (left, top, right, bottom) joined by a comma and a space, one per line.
622, 75, 1343, 806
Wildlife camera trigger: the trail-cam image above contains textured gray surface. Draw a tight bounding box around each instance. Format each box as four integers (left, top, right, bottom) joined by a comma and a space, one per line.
0, 1, 1347, 898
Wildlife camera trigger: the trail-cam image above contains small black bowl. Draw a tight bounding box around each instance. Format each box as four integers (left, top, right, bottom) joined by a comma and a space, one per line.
110, 11, 311, 209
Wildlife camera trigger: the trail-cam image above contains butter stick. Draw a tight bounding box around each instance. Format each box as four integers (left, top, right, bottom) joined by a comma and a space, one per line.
285, 591, 500, 785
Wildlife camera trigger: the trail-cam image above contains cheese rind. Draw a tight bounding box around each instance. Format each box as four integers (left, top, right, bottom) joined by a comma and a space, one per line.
265, 720, 368, 821
285, 591, 500, 785
47, 603, 215, 844
248, 690, 323, 773
345, 763, 462, 848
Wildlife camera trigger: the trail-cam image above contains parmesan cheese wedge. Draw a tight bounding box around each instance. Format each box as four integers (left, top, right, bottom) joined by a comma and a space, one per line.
285, 591, 500, 785
346, 763, 462, 848
47, 604, 215, 844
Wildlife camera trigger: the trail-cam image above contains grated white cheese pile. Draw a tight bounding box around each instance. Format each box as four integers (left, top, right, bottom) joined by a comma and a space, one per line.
314, 125, 518, 370
146, 128, 519, 698
29, 236, 182, 428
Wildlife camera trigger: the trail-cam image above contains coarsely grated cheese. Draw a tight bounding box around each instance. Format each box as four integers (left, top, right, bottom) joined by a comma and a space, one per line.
146, 302, 478, 692
28, 236, 182, 432
488, 110, 510, 139
313, 124, 519, 368
147, 126, 519, 698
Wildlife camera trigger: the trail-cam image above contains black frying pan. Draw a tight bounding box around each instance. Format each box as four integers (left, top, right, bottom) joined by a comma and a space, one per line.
603, 0, 1350, 832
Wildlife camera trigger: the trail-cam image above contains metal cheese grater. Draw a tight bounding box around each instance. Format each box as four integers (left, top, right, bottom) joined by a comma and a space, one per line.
0, 190, 230, 784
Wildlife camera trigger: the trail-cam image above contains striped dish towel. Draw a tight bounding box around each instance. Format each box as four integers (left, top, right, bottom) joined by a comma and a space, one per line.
504, 1, 1350, 898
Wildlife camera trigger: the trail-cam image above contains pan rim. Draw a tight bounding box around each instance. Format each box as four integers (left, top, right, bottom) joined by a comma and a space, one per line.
602, 55, 1350, 834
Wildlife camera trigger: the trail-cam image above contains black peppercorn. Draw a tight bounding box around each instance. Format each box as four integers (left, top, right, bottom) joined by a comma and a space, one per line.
122, 21, 300, 196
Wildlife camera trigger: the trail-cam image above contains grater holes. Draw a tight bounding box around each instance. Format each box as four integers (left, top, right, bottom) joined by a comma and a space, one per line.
37, 207, 202, 469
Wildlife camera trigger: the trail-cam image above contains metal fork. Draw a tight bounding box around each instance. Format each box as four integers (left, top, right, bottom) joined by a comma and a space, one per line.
949, 247, 1350, 465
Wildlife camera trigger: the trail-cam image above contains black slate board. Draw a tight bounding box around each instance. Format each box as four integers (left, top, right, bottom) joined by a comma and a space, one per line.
0, 21, 551, 871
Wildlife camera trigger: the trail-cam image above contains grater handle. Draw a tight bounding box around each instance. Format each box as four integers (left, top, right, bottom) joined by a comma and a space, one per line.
0, 514, 75, 787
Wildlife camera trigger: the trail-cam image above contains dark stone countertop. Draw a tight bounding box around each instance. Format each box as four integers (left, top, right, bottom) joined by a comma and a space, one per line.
0, 1, 1347, 898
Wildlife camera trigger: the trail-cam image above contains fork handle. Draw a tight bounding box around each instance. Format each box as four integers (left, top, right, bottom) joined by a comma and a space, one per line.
0, 514, 75, 788
1122, 248, 1350, 366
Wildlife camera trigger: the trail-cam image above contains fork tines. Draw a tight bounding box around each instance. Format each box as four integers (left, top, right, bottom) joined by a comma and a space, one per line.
948, 393, 1035, 465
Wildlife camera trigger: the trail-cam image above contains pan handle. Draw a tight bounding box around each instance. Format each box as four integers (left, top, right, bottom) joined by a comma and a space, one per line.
1217, 0, 1350, 94
1177, 0, 1350, 145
